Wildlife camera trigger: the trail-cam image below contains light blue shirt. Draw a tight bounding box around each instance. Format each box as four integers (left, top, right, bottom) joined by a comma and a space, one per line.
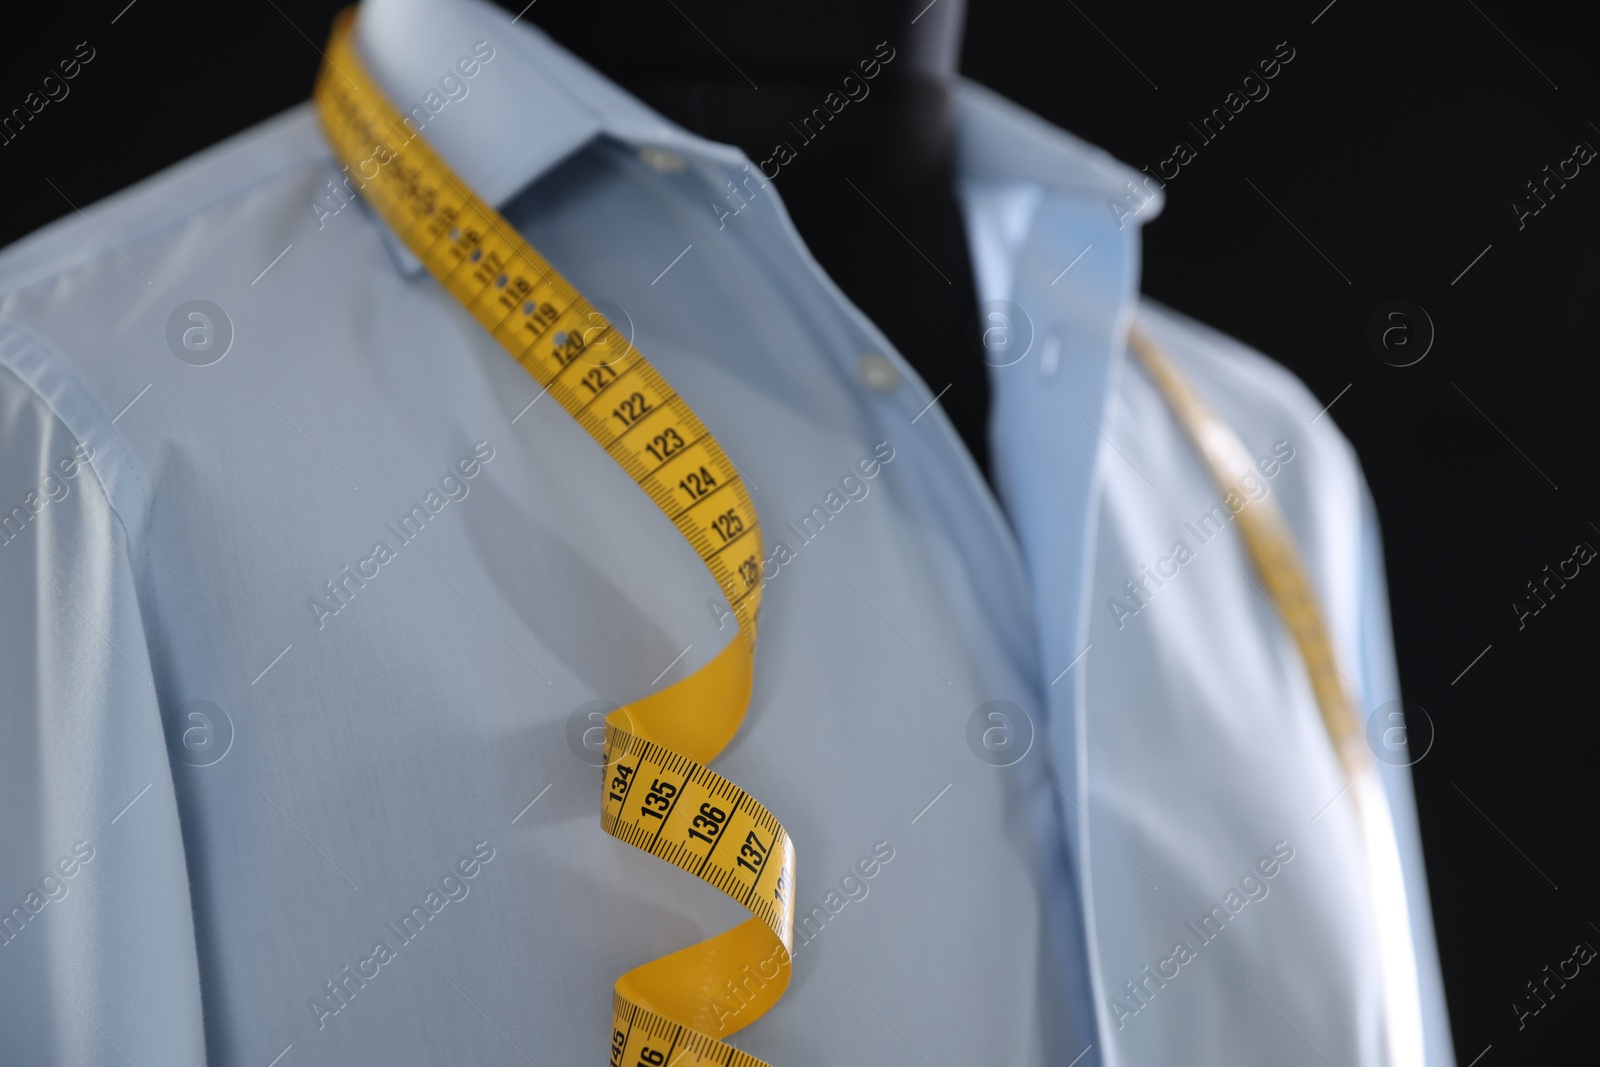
0, 0, 1450, 1064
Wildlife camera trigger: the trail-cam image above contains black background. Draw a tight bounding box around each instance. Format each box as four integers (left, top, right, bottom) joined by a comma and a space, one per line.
2, 2, 1595, 1062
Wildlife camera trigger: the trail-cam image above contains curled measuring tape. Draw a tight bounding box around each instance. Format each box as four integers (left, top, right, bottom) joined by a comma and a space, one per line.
315, 12, 795, 1063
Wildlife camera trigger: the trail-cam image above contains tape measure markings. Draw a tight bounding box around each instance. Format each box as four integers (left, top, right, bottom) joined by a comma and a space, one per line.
603, 727, 791, 935
323, 69, 767, 634
317, 12, 788, 1064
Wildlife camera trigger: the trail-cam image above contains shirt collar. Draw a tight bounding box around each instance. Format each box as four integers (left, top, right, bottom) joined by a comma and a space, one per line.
352, 0, 1161, 275
356, 0, 744, 207
952, 77, 1165, 221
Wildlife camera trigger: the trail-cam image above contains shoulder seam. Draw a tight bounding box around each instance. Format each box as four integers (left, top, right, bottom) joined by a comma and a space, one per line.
0, 320, 149, 556
0, 105, 329, 298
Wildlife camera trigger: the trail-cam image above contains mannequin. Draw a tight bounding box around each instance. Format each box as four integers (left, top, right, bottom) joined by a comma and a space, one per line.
518, 0, 993, 480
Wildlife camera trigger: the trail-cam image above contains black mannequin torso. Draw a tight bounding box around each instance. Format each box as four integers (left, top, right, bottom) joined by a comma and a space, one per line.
515, 0, 993, 481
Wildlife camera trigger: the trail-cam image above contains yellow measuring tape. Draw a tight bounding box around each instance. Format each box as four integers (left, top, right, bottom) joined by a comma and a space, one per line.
1127, 324, 1368, 780
1128, 328, 1429, 1066
315, 12, 793, 1064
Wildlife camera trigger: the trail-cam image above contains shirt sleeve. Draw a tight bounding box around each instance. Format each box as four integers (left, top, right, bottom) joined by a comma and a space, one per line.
0, 355, 208, 1066
1355, 476, 1457, 1067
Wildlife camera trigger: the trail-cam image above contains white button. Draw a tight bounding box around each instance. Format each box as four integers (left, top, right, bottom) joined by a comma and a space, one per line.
637, 147, 686, 173
1038, 334, 1062, 378
856, 352, 900, 392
